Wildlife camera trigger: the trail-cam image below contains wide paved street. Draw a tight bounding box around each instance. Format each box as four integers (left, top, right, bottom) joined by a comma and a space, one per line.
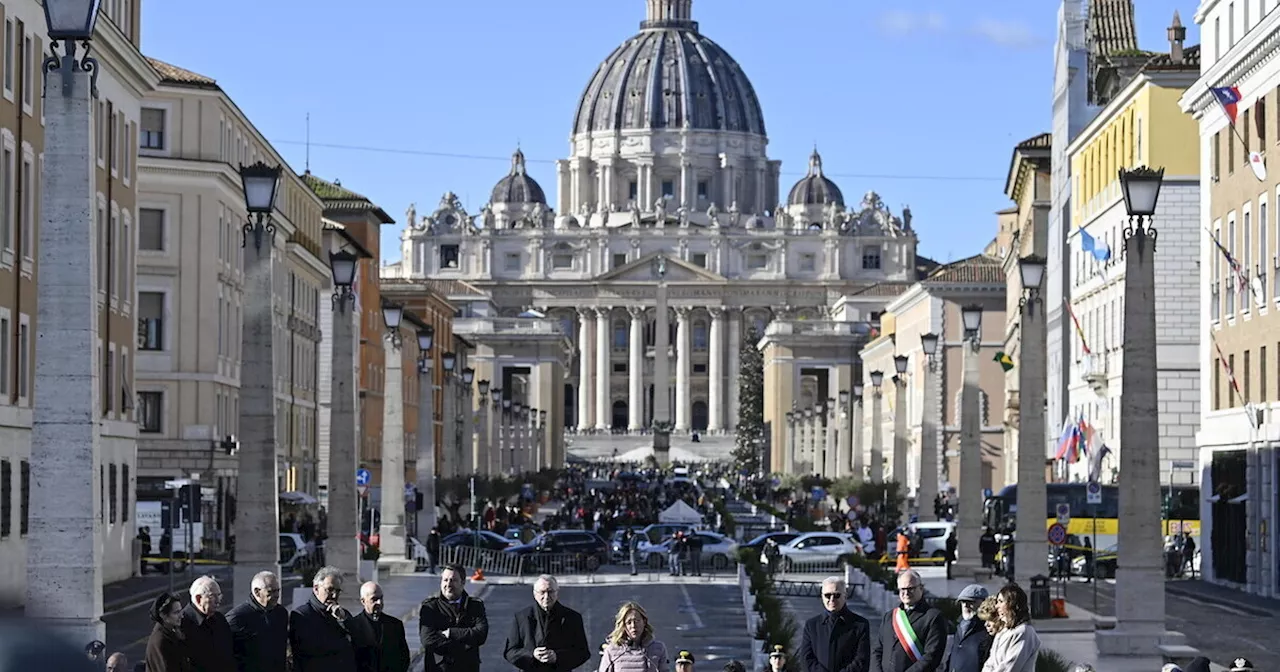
1060, 578, 1279, 671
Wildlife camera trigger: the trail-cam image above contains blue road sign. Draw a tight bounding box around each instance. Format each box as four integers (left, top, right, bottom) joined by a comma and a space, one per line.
356, 468, 371, 486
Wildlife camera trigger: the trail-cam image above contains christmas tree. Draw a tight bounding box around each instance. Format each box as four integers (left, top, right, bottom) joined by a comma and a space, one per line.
732, 327, 766, 475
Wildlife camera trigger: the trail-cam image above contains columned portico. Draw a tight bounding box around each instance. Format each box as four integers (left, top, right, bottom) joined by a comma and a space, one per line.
595, 307, 612, 430
628, 307, 645, 429
675, 307, 692, 431
708, 308, 725, 432
577, 309, 594, 430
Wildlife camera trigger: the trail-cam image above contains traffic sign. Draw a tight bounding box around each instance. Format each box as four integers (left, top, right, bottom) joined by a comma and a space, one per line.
1047, 522, 1067, 546
1056, 503, 1071, 524
356, 469, 371, 486
357, 485, 369, 498
1086, 481, 1102, 505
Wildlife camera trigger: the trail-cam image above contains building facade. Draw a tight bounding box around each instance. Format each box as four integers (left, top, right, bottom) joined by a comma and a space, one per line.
134, 59, 326, 548
1181, 0, 1280, 598
1064, 31, 1202, 488
0, 0, 157, 605
384, 0, 923, 462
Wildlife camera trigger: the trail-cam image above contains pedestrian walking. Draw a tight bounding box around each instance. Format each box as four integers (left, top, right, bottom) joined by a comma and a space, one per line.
797, 576, 870, 672
668, 533, 685, 576
420, 564, 489, 672
624, 530, 640, 576
942, 585, 991, 672
182, 576, 235, 672
503, 574, 591, 672
350, 581, 411, 672
894, 530, 911, 574
597, 602, 669, 672
226, 571, 288, 672
944, 531, 957, 581
146, 593, 193, 672
687, 533, 704, 576
869, 569, 947, 672
427, 530, 442, 573
980, 584, 1040, 672
979, 529, 997, 570
289, 565, 358, 672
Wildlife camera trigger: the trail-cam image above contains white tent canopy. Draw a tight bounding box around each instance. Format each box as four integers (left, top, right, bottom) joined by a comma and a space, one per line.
658, 500, 705, 525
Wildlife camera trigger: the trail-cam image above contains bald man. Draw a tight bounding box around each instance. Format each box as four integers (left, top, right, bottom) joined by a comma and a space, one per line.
227, 571, 289, 672
348, 581, 411, 672
105, 652, 128, 672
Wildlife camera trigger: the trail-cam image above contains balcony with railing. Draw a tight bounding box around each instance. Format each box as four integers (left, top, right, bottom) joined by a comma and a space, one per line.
1210, 283, 1220, 321
453, 317, 567, 337
1080, 352, 1109, 392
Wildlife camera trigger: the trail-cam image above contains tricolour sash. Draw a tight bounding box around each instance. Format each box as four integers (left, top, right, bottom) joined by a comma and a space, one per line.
891, 608, 924, 662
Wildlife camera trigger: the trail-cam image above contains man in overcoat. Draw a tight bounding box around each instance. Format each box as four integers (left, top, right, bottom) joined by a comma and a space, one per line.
420, 564, 489, 672
503, 574, 590, 672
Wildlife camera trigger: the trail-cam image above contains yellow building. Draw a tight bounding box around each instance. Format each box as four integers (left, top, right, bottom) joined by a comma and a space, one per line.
1063, 30, 1201, 486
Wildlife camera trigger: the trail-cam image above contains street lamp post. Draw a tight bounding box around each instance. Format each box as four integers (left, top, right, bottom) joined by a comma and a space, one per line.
460, 367, 475, 476
953, 304, 985, 579
919, 333, 941, 521
838, 390, 852, 479
893, 355, 910, 520
825, 398, 838, 477
512, 401, 524, 474
501, 399, 512, 474
785, 410, 797, 474
852, 383, 865, 480
441, 353, 456, 477
869, 371, 885, 484
378, 302, 408, 560
803, 407, 816, 474
325, 245, 362, 581
1097, 167, 1169, 656
538, 410, 548, 471
28, 0, 106, 641
1014, 255, 1048, 587
476, 380, 491, 475
415, 327, 437, 537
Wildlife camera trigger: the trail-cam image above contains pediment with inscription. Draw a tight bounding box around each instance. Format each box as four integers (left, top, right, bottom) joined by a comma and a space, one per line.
595, 252, 727, 284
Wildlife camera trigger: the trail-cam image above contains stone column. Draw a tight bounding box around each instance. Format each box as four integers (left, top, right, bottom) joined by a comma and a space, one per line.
680, 159, 691, 208
477, 400, 491, 476
708, 308, 725, 432
326, 300, 360, 580
26, 58, 106, 643
628, 307, 645, 430
1015, 292, 1047, 587
893, 377, 909, 520
577, 310, 593, 430
595, 308, 612, 430
1096, 219, 1168, 656
654, 288, 671, 425
954, 336, 984, 576
441, 378, 455, 478
675, 307, 692, 431
461, 386, 474, 478
416, 361, 437, 535
918, 361, 940, 521
870, 387, 884, 484
839, 405, 852, 479
826, 408, 839, 478
727, 310, 741, 429
852, 397, 865, 480
379, 338, 407, 559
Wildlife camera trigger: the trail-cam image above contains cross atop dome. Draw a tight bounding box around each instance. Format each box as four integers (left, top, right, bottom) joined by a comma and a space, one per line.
808, 148, 825, 177
642, 0, 698, 31
511, 148, 528, 175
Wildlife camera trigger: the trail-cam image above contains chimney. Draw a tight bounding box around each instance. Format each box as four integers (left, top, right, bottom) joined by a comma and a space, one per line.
1168, 10, 1186, 63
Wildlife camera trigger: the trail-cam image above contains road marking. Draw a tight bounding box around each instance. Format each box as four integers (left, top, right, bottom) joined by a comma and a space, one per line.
678, 583, 703, 629
1204, 602, 1252, 617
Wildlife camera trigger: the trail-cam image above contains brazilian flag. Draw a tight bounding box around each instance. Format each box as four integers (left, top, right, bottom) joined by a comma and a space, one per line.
994, 351, 1015, 372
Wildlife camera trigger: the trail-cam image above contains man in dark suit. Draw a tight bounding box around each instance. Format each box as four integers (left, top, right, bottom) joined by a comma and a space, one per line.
289, 565, 358, 672
870, 570, 947, 672
182, 576, 236, 672
942, 585, 991, 672
349, 581, 411, 672
226, 571, 288, 672
503, 574, 590, 672
797, 576, 870, 672
420, 564, 489, 672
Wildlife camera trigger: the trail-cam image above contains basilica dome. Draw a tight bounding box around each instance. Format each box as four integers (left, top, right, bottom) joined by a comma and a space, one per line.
491, 149, 547, 205
788, 150, 844, 207
571, 0, 766, 137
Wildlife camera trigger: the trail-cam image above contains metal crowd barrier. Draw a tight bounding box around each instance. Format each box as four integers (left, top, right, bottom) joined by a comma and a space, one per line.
768, 557, 848, 578
408, 541, 600, 578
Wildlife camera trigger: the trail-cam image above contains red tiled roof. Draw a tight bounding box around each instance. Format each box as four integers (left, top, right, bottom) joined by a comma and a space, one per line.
924, 254, 1004, 285
146, 57, 217, 88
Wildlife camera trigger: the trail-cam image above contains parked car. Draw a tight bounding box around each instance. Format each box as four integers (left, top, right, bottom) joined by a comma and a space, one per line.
506, 530, 612, 570
442, 530, 516, 551
638, 530, 739, 570
773, 532, 862, 570
639, 523, 697, 544
280, 533, 316, 573
885, 521, 956, 560
610, 527, 644, 562
742, 531, 800, 551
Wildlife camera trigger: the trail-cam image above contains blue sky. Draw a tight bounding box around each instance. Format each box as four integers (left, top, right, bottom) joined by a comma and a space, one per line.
140, 0, 1197, 266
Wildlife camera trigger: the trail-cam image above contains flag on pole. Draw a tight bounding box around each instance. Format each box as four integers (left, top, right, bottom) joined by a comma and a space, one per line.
1212, 86, 1242, 124
1213, 337, 1245, 404
994, 351, 1015, 372
1079, 227, 1112, 262
1064, 300, 1091, 355
1206, 227, 1251, 296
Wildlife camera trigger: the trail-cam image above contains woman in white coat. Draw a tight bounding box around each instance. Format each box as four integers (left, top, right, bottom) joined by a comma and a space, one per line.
981, 583, 1041, 672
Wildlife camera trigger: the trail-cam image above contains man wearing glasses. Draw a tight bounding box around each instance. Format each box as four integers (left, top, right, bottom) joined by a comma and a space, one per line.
290, 565, 358, 671
797, 577, 870, 672
870, 570, 946, 672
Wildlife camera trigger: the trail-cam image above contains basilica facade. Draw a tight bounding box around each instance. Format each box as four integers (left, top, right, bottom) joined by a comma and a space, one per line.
384, 0, 927, 464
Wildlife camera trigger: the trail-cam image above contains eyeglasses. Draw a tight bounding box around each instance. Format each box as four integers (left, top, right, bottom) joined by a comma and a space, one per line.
898, 584, 922, 593
322, 586, 343, 595
822, 593, 844, 600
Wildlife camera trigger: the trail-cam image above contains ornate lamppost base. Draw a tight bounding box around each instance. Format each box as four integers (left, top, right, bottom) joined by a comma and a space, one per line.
652, 423, 672, 465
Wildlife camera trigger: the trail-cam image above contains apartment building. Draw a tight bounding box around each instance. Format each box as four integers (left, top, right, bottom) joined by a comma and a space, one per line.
1181, 0, 1280, 598
134, 58, 326, 549
0, 0, 157, 606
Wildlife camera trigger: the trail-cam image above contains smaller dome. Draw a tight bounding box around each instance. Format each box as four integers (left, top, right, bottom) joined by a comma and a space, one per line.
491, 149, 547, 205
787, 149, 844, 207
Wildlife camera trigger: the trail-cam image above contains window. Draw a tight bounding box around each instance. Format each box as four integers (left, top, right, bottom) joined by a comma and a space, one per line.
551, 244, 574, 269
438, 244, 459, 269
139, 208, 164, 251
122, 464, 130, 523
137, 391, 162, 432
137, 292, 164, 350
20, 156, 31, 258
862, 246, 882, 270
1262, 346, 1269, 401
104, 347, 114, 412
98, 205, 107, 292
1245, 110, 1252, 154
124, 124, 133, 182
612, 322, 627, 349
800, 253, 816, 272
108, 464, 117, 524
612, 362, 628, 374
1262, 201, 1269, 299
661, 180, 675, 199
693, 322, 708, 349
1244, 208, 1253, 313
2, 21, 12, 95
1214, 357, 1222, 410
504, 252, 521, 272
628, 181, 638, 202
692, 253, 707, 268
96, 102, 105, 162
1229, 354, 1237, 405
697, 181, 708, 199
1258, 98, 1268, 147
693, 363, 707, 374
1, 146, 11, 251
0, 316, 7, 397
612, 253, 628, 269
0, 460, 9, 537
18, 460, 27, 535
21, 34, 31, 109
17, 319, 27, 399
1230, 3, 1237, 46
140, 108, 165, 150
1213, 133, 1221, 180
746, 254, 767, 270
